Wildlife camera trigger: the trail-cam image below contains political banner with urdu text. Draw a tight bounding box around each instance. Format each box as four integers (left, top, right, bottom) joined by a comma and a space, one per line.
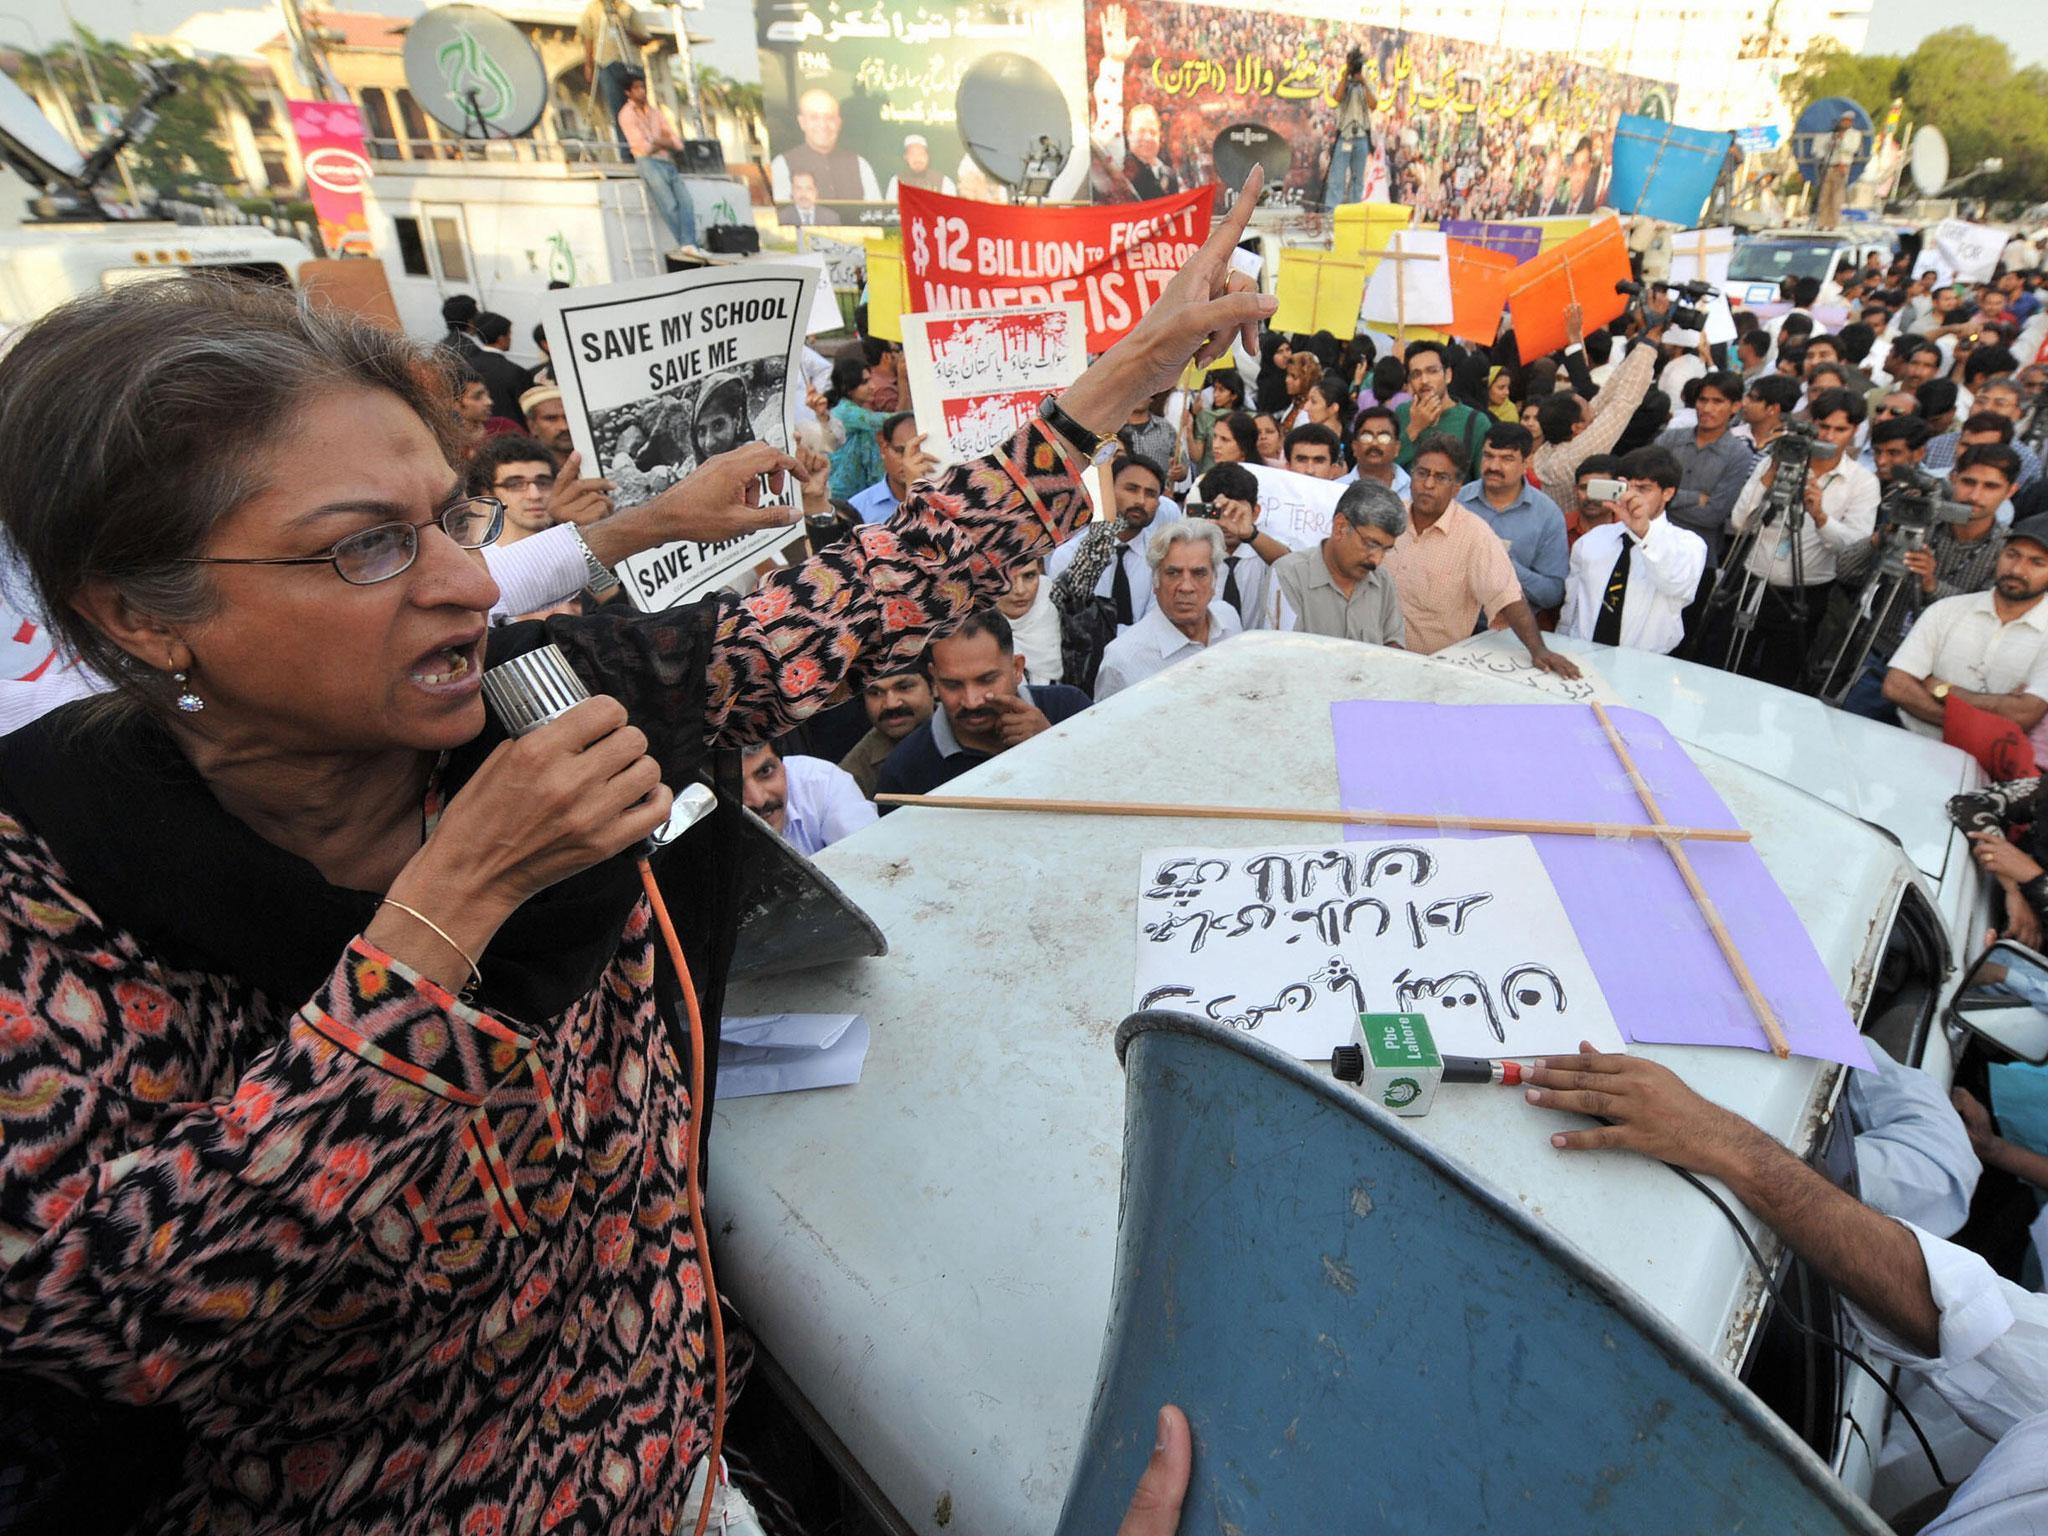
898, 184, 1213, 354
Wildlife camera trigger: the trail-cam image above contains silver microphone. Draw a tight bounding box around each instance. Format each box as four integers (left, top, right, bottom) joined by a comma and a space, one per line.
480, 643, 716, 844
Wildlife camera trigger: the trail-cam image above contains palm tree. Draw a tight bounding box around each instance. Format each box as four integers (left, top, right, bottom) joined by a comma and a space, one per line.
694, 65, 766, 161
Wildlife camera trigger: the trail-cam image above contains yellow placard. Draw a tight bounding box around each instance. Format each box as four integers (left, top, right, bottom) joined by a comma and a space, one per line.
1331, 201, 1414, 277
1271, 247, 1374, 338
866, 235, 909, 343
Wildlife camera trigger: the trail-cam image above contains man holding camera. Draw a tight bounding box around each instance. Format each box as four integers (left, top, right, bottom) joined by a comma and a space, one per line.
1834, 442, 2020, 723
1708, 387, 1880, 688
1558, 446, 1708, 655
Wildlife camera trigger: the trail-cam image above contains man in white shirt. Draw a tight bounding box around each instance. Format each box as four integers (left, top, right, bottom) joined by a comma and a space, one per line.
1094, 521, 1240, 698
739, 741, 876, 857
1044, 453, 1181, 632
1193, 464, 1275, 631
1883, 516, 2048, 763
1525, 1045, 2047, 1536
1559, 445, 1707, 655
1714, 386, 1881, 686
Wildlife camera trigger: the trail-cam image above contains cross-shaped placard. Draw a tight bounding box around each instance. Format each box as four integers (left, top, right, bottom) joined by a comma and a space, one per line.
1362, 232, 1452, 342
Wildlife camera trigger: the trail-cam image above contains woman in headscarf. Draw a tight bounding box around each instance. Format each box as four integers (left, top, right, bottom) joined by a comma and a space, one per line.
1254, 332, 1293, 414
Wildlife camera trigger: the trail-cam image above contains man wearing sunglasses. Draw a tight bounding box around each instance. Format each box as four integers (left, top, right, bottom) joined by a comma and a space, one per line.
1339, 405, 1411, 498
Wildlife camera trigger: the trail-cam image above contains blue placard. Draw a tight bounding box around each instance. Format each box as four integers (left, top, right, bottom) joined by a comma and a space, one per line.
1604, 114, 1735, 226
1733, 124, 1781, 154
1440, 219, 1542, 265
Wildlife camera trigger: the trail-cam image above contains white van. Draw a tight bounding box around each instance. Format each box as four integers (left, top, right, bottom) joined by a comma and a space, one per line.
0, 221, 316, 332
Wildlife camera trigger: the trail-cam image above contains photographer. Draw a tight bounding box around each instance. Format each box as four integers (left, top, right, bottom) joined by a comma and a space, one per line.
1835, 443, 2018, 724
1711, 387, 1879, 687
1558, 445, 1707, 655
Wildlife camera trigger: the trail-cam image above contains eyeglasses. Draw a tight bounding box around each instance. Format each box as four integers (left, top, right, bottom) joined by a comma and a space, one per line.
1355, 430, 1397, 445
1410, 467, 1459, 485
179, 498, 504, 586
494, 474, 556, 494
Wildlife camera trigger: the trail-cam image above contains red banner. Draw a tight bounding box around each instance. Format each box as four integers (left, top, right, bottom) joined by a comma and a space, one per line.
288, 100, 373, 258
898, 184, 1213, 354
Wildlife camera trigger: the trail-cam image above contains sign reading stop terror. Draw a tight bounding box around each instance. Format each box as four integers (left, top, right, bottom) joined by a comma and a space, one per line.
898, 183, 1214, 354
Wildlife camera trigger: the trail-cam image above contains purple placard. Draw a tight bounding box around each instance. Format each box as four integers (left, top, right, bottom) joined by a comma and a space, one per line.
1440, 219, 1542, 265
1330, 700, 1871, 1068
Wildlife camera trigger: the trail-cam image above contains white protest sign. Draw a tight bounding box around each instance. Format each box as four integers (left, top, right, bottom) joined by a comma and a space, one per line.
1132, 837, 1624, 1062
1665, 225, 1738, 346
1914, 218, 2006, 287
1428, 644, 1621, 704
899, 302, 1086, 465
546, 264, 816, 611
1244, 464, 1347, 551
776, 251, 850, 336
1362, 230, 1454, 330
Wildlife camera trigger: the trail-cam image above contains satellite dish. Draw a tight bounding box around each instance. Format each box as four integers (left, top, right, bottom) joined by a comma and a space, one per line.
0, 69, 88, 191
402, 5, 548, 140
1211, 122, 1289, 191
1909, 125, 1951, 197
956, 53, 1072, 190
1792, 96, 1873, 187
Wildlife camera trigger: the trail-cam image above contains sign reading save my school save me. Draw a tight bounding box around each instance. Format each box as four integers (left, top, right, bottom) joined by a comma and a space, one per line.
898, 184, 1213, 354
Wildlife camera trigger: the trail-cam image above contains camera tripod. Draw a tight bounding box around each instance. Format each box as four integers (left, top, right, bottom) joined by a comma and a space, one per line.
1812, 561, 1915, 704
1701, 451, 1811, 677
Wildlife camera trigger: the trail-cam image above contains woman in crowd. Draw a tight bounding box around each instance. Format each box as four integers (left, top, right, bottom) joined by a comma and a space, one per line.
1485, 366, 1518, 422
1186, 368, 1246, 475
825, 353, 889, 500
1278, 351, 1322, 430
1364, 354, 1408, 411
0, 165, 1273, 1532
1303, 372, 1354, 444
1210, 410, 1261, 467
1255, 333, 1293, 413
1254, 412, 1287, 467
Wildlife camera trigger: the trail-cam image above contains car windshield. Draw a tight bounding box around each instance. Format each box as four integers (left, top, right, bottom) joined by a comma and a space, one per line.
1727, 239, 1843, 283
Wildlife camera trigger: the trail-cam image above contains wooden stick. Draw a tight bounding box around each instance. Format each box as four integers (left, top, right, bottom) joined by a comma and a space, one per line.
872, 792, 1752, 843
1590, 702, 1791, 1059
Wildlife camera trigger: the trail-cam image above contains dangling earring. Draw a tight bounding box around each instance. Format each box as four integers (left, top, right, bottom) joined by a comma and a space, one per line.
172, 670, 204, 713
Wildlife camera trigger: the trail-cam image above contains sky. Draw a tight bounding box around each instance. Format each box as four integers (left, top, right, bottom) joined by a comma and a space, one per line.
29, 0, 2047, 69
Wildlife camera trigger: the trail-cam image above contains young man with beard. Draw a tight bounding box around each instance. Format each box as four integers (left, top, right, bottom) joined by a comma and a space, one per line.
1883, 514, 2048, 761
1043, 454, 1179, 632
837, 668, 937, 797
740, 741, 876, 857
874, 611, 1092, 800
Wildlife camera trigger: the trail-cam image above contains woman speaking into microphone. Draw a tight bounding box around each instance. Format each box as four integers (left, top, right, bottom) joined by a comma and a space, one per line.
0, 175, 1271, 1531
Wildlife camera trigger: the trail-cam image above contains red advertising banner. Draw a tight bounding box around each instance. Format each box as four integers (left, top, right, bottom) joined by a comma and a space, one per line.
288, 100, 373, 258
898, 184, 1214, 354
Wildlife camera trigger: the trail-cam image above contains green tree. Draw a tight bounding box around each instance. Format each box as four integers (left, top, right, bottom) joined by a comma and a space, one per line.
1784, 27, 2048, 204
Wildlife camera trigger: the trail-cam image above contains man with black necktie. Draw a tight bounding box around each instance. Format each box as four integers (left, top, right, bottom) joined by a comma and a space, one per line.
1194, 462, 1275, 629
1043, 453, 1178, 633
1559, 446, 1708, 655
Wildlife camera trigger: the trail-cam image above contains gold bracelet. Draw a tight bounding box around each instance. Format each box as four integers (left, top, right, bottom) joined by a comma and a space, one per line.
379, 899, 482, 992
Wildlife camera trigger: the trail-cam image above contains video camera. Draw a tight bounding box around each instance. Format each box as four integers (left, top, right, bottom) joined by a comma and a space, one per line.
1767, 416, 1821, 468
1873, 463, 1974, 580
1614, 278, 1718, 334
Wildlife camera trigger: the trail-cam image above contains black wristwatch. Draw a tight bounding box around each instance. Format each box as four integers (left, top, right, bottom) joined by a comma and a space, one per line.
1038, 394, 1112, 463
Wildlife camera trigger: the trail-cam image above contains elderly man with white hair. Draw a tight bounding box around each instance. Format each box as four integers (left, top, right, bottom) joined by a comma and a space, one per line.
1093, 519, 1240, 698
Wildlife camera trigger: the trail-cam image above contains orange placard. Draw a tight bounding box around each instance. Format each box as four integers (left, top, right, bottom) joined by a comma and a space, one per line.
1442, 240, 1518, 346
1504, 217, 1631, 362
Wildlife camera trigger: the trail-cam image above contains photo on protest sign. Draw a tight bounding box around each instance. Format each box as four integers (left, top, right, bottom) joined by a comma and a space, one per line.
899, 183, 1212, 353
1085, 0, 1672, 220
900, 302, 1085, 463
756, 0, 1090, 227
545, 265, 817, 612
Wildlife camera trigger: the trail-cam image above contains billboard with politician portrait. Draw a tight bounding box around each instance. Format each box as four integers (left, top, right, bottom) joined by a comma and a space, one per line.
1085, 0, 1674, 221
756, 0, 1091, 227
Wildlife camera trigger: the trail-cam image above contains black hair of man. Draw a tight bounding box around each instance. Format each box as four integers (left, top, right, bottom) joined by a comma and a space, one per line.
1536, 392, 1583, 446
1963, 346, 2021, 387
1369, 356, 1406, 398
465, 432, 557, 496
1790, 276, 1822, 309
1112, 452, 1166, 489
1806, 385, 1866, 426
474, 311, 512, 347
547, 278, 571, 290
1410, 429, 1467, 478
1961, 410, 2016, 443
1483, 421, 1535, 456
1403, 338, 1451, 369
1284, 423, 1342, 461
1956, 443, 2021, 487
925, 608, 1014, 670
1680, 377, 1703, 409
1805, 331, 1842, 357
1915, 378, 1960, 419
531, 322, 548, 349
1575, 452, 1625, 482
1355, 403, 1399, 433
1207, 368, 1246, 406
1199, 461, 1259, 507
1737, 331, 1770, 362
1870, 415, 1930, 449
1616, 444, 1682, 492
1779, 315, 1814, 345
440, 293, 479, 330
877, 410, 917, 444
1732, 308, 1763, 338
1583, 330, 1614, 367
1776, 342, 1808, 372
1897, 335, 1941, 364
1837, 322, 1876, 364
1747, 373, 1801, 415
452, 361, 485, 397
1697, 369, 1745, 402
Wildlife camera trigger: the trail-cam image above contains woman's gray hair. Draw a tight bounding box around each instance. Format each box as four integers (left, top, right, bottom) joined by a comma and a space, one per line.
0, 274, 462, 724
1145, 517, 1226, 571
1335, 479, 1409, 537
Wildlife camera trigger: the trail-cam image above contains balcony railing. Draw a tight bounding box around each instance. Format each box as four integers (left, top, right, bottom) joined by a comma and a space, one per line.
363, 136, 633, 170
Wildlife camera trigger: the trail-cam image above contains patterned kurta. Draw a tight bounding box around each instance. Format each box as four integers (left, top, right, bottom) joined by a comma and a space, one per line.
0, 424, 1087, 1533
